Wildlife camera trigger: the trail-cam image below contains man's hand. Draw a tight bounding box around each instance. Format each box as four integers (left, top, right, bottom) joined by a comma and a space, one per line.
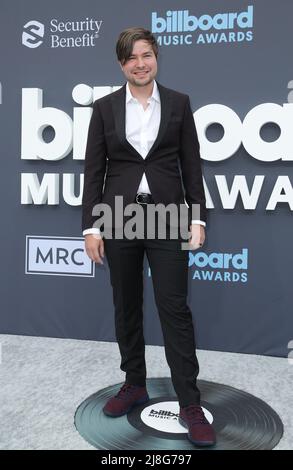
189, 224, 205, 250
84, 234, 104, 264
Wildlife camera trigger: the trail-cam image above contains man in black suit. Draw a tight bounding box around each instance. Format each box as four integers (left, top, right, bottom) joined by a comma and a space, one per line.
82, 27, 216, 447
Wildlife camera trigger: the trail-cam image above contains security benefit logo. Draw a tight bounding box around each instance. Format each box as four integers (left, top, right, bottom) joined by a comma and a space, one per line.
152, 5, 253, 46
25, 236, 94, 277
189, 248, 248, 283
22, 17, 102, 49
22, 21, 45, 48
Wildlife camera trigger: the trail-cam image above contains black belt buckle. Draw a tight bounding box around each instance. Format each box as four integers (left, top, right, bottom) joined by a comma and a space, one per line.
135, 193, 152, 204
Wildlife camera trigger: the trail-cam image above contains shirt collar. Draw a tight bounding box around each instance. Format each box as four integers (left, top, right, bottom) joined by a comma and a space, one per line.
126, 80, 160, 104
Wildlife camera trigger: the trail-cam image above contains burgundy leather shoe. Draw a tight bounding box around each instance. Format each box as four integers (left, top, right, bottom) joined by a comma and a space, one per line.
103, 383, 150, 417
179, 405, 216, 447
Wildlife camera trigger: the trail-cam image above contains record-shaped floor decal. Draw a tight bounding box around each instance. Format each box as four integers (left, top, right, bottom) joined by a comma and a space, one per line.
74, 377, 283, 450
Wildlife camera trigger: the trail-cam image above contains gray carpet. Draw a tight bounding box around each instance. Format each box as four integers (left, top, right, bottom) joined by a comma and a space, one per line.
0, 334, 292, 450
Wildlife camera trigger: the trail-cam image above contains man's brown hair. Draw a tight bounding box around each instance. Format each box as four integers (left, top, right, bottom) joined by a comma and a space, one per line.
116, 27, 158, 65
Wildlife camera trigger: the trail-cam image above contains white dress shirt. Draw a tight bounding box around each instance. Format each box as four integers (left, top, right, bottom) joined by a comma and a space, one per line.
83, 80, 205, 236
125, 80, 160, 194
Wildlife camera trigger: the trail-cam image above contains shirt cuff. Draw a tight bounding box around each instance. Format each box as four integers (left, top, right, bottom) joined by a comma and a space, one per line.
83, 228, 101, 237
191, 220, 206, 227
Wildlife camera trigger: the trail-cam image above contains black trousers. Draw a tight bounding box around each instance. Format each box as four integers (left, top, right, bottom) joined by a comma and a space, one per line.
103, 206, 200, 407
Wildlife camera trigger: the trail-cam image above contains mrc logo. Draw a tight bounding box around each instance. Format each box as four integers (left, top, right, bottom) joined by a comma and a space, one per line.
25, 235, 94, 277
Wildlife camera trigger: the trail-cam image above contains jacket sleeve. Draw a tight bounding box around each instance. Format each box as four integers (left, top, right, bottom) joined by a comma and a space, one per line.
81, 100, 107, 232
179, 96, 207, 224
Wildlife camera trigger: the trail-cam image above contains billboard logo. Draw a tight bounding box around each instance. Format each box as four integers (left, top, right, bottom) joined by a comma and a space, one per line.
152, 7, 253, 33
25, 235, 94, 277
22, 20, 44, 48
141, 401, 213, 433
152, 6, 254, 46
147, 248, 248, 283
189, 248, 248, 283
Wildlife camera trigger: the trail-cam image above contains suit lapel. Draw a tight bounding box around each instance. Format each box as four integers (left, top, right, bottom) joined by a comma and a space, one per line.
148, 82, 172, 160
111, 84, 138, 158
110, 81, 172, 161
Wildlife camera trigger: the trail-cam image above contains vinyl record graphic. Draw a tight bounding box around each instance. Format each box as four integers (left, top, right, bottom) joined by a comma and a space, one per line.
74, 377, 283, 450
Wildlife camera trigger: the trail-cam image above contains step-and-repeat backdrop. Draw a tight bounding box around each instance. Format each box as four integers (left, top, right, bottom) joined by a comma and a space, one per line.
1, 0, 292, 357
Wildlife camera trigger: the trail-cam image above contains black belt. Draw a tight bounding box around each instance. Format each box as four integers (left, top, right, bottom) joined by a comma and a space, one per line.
135, 192, 154, 204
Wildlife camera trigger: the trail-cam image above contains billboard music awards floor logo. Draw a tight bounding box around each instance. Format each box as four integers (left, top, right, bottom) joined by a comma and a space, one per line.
140, 401, 213, 433
151, 5, 254, 46
22, 17, 102, 49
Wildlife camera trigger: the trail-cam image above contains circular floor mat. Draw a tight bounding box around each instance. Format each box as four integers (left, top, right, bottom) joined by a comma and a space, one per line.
75, 377, 283, 450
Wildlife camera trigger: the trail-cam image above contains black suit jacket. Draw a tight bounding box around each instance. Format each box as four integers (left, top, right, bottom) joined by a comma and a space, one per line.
82, 81, 206, 232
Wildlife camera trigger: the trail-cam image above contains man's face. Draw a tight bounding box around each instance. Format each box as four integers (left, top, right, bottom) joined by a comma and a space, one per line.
119, 39, 157, 87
